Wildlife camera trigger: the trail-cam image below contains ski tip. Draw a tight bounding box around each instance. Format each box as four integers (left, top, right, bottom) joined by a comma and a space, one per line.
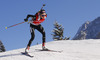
5, 27, 7, 29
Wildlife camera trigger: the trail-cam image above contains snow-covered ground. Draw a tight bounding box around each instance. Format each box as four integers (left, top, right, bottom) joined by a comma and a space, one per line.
0, 39, 100, 60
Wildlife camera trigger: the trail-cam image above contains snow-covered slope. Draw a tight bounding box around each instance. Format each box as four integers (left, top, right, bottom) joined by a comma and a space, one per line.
0, 39, 100, 60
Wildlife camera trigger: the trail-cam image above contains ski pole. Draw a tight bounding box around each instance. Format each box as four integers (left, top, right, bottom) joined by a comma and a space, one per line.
5, 21, 25, 29
5, 4, 46, 29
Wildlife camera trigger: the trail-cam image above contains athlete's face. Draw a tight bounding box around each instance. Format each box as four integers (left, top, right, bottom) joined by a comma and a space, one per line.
40, 11, 47, 19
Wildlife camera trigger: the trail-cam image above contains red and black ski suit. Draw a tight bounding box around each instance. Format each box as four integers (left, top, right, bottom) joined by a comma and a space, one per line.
26, 13, 47, 47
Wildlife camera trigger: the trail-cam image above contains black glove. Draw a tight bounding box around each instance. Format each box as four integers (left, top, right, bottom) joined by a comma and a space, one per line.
24, 18, 28, 22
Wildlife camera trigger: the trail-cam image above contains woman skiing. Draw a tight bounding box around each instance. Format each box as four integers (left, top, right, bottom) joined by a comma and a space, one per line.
24, 9, 47, 53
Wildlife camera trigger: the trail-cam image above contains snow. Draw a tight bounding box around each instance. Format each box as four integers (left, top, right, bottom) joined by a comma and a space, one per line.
0, 39, 100, 60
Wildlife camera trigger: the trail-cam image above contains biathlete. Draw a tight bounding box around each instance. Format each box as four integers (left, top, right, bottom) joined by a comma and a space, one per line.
24, 9, 47, 53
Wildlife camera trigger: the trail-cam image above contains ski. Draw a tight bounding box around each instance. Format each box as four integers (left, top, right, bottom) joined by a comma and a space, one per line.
21, 52, 34, 58
35, 49, 63, 53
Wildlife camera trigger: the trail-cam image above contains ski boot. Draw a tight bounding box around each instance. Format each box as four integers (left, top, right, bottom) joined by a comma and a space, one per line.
42, 46, 49, 50
25, 46, 30, 53
42, 43, 48, 51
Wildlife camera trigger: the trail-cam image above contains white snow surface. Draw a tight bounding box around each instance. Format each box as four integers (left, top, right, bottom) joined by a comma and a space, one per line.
0, 39, 100, 60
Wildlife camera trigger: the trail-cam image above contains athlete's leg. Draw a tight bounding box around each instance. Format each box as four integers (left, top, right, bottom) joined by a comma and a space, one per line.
37, 25, 46, 47
26, 24, 35, 51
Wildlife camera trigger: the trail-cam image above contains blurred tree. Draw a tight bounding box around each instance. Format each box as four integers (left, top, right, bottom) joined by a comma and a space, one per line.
51, 21, 70, 40
0, 40, 6, 52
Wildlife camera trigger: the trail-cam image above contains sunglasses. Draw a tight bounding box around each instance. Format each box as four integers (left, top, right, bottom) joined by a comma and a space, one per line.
42, 15, 46, 17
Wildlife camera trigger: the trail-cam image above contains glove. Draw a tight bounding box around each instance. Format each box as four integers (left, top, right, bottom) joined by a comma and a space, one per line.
24, 18, 28, 22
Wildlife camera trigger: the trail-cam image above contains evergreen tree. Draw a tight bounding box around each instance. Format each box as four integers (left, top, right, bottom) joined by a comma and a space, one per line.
51, 21, 65, 40
52, 21, 70, 40
0, 40, 6, 52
